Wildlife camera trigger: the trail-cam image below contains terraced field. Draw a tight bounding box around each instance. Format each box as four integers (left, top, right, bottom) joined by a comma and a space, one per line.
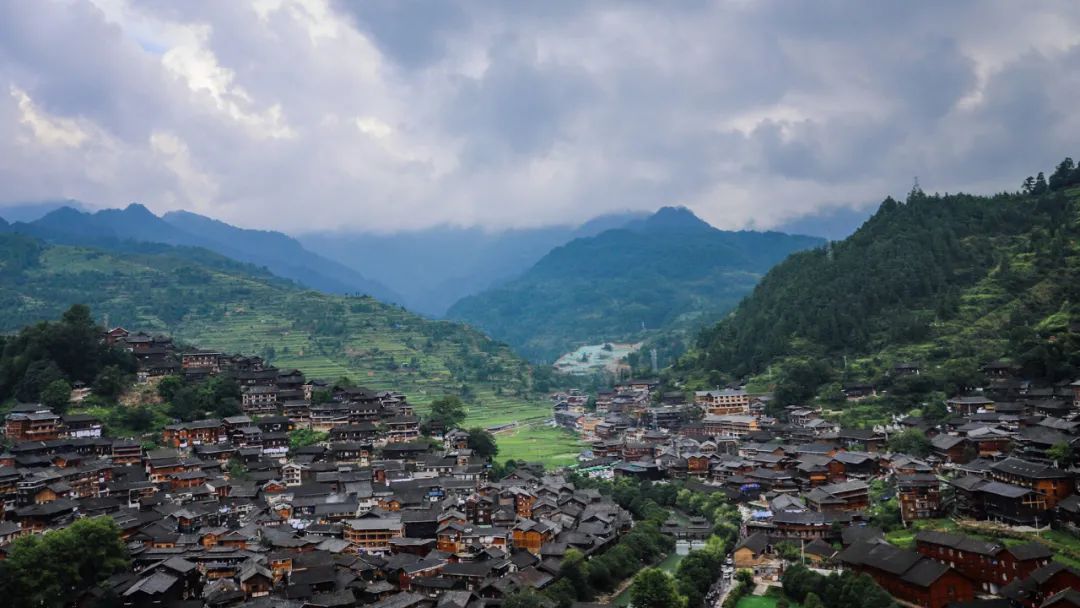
0, 235, 556, 435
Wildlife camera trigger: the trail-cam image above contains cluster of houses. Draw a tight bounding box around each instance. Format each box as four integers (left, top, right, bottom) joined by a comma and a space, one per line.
555, 368, 1080, 608
0, 330, 636, 608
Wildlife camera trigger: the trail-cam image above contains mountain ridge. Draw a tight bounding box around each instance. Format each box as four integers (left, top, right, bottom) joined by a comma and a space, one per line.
446, 207, 824, 361
5, 203, 401, 304
299, 210, 650, 316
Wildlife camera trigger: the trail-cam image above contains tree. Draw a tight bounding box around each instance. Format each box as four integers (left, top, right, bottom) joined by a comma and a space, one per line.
1022, 176, 1035, 193
504, 590, 548, 608
426, 395, 467, 432
467, 427, 499, 459
1047, 441, 1073, 465
39, 379, 72, 412
0, 516, 128, 608
119, 405, 156, 433
888, 428, 932, 457
630, 568, 686, 608
157, 375, 184, 402
14, 359, 64, 402
1033, 172, 1049, 195
559, 549, 592, 601
93, 365, 129, 401
1049, 157, 1076, 190
803, 592, 825, 608
227, 456, 250, 481
289, 428, 328, 449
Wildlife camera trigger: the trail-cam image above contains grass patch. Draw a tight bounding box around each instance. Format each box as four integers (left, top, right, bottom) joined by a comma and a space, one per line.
738, 592, 802, 608
496, 426, 582, 467
737, 597, 780, 608
885, 518, 958, 548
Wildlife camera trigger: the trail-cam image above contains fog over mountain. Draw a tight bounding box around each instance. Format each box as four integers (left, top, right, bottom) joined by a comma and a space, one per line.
300, 211, 647, 316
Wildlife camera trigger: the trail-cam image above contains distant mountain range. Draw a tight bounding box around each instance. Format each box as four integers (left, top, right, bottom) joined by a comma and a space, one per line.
298, 212, 648, 316
445, 206, 825, 361
0, 203, 400, 303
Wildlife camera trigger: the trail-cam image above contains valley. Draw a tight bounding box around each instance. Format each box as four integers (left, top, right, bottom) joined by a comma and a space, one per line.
447, 207, 824, 362
6, 8, 1080, 608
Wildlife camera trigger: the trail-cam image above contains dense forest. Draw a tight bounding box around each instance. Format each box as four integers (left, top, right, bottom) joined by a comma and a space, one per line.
447, 207, 822, 361
677, 159, 1080, 405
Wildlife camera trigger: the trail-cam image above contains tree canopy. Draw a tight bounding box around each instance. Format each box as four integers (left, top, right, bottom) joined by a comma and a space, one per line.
425, 395, 467, 433
0, 517, 129, 608
0, 304, 135, 404
631, 568, 687, 608
467, 427, 499, 459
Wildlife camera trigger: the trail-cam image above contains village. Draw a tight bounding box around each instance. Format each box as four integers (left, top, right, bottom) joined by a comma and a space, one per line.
1, 328, 639, 608
551, 363, 1080, 608
2, 326, 1080, 608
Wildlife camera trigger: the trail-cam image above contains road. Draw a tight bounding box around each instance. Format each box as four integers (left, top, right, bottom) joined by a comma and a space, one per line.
707, 563, 735, 608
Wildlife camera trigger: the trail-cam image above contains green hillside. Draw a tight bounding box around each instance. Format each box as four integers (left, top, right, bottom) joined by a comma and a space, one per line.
0, 233, 553, 428
677, 160, 1080, 406
447, 207, 823, 362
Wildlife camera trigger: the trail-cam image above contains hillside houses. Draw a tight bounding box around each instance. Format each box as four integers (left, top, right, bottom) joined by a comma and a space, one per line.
0, 332, 641, 608
552, 371, 1080, 608
0, 395, 633, 607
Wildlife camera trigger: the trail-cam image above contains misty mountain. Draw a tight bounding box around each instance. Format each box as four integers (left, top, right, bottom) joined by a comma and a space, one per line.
0, 200, 89, 223
772, 205, 876, 241
446, 206, 825, 361
298, 211, 647, 316
4, 203, 400, 303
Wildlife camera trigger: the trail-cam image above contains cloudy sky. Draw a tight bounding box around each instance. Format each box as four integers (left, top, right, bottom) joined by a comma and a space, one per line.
2, 0, 1080, 233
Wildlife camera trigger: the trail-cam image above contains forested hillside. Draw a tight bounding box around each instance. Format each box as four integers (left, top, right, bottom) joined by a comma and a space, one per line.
0, 233, 551, 424
678, 160, 1080, 404
447, 207, 823, 361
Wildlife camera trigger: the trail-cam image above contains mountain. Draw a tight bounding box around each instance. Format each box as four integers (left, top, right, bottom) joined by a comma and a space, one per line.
676, 165, 1080, 402
6, 203, 400, 303
159, 210, 401, 302
0, 199, 89, 223
298, 211, 647, 316
0, 232, 550, 422
445, 207, 825, 362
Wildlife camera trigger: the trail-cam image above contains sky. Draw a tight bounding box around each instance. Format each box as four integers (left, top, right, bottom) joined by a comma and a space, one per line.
3, 1, 1080, 234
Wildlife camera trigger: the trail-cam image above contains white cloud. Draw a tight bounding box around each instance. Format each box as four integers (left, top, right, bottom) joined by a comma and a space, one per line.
2, 0, 1080, 232
11, 86, 89, 148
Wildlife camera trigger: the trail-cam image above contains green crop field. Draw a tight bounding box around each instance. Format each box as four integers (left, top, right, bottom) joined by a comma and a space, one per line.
496, 426, 583, 467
